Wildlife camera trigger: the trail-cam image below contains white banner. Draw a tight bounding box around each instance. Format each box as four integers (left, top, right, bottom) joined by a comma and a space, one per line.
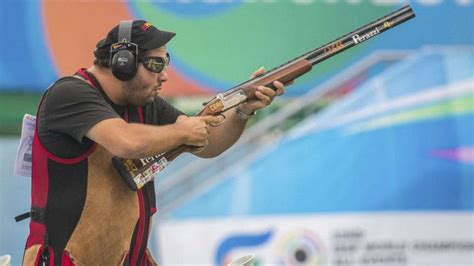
14, 114, 35, 177
156, 212, 474, 266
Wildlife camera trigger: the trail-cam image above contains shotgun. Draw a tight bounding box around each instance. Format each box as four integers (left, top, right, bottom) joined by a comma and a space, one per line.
112, 5, 415, 191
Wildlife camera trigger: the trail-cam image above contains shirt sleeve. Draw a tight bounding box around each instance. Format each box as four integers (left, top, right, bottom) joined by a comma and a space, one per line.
43, 78, 120, 143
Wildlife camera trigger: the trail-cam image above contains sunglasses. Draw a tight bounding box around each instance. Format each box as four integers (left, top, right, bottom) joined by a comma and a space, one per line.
141, 53, 170, 74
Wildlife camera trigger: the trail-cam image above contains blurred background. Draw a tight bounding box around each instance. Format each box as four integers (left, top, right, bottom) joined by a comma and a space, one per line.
0, 0, 473, 265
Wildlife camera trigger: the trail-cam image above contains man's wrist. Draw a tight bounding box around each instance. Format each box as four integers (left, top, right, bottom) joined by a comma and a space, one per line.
235, 106, 256, 120
174, 115, 190, 144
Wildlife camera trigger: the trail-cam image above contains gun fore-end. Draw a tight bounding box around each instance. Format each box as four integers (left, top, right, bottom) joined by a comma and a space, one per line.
243, 59, 312, 95
198, 59, 312, 116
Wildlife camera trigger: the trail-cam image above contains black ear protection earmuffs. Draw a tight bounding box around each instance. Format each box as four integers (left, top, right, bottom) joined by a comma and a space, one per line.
110, 21, 139, 81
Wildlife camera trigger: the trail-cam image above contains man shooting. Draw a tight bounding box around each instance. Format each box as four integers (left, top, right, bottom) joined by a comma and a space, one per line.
21, 20, 284, 266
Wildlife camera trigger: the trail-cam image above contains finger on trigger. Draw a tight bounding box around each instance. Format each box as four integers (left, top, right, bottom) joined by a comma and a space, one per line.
210, 115, 225, 127
202, 115, 216, 123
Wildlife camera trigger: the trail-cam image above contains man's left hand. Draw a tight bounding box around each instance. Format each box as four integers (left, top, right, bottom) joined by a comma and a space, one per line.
238, 67, 285, 115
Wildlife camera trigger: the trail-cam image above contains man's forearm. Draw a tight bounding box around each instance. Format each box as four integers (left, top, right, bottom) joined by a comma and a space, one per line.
87, 118, 188, 159
121, 122, 188, 159
195, 108, 248, 158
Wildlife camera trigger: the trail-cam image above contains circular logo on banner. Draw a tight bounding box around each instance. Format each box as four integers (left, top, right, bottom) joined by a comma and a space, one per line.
274, 229, 326, 266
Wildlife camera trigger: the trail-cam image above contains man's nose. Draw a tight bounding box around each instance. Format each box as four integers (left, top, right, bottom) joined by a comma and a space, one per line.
158, 69, 168, 83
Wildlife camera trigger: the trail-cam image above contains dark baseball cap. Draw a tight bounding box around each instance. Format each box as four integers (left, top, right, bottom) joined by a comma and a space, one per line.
94, 20, 175, 59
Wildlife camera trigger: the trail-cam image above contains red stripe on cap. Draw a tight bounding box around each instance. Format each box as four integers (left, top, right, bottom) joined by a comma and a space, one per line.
140, 22, 152, 31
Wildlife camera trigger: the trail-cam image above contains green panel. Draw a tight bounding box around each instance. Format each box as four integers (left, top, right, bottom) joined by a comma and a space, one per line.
0, 92, 41, 135
134, 2, 392, 84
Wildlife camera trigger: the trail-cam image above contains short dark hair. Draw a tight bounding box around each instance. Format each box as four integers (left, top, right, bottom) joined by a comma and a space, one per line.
93, 57, 110, 68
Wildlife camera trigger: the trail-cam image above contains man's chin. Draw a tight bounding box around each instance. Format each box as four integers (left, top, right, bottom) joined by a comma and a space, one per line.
141, 97, 156, 106
147, 96, 156, 104
129, 97, 153, 107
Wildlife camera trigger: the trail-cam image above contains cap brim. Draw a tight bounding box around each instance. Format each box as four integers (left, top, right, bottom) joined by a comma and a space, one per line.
140, 30, 176, 50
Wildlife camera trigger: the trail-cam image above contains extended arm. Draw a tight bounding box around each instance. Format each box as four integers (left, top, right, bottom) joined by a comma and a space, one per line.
86, 115, 222, 159
194, 67, 285, 158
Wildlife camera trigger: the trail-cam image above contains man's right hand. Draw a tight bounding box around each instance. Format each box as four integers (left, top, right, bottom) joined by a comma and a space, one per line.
175, 115, 224, 148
